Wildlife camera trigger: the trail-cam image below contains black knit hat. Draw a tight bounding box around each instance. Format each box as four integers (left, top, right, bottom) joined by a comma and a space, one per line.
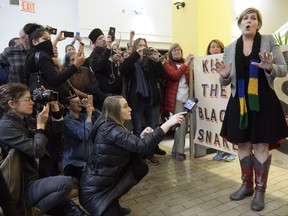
88, 28, 104, 43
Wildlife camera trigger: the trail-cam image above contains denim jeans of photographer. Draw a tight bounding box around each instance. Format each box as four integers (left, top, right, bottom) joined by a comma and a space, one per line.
131, 101, 157, 159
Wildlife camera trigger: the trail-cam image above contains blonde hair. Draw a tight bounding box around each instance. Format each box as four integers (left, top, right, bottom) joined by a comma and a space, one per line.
102, 95, 125, 125
237, 7, 262, 31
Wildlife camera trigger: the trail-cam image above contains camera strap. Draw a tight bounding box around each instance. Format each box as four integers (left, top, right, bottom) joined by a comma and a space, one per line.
34, 51, 42, 88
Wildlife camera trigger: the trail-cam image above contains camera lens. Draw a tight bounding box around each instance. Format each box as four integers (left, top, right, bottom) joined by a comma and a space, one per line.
42, 90, 58, 102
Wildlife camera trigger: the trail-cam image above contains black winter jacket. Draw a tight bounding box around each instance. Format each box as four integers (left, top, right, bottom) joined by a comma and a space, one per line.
79, 116, 165, 215
89, 47, 122, 94
120, 51, 165, 109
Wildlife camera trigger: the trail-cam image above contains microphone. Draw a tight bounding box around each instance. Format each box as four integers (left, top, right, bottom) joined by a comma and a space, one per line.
170, 98, 198, 131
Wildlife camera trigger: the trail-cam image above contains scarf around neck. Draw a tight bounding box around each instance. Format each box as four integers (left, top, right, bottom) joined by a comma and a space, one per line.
134, 58, 149, 98
235, 32, 262, 129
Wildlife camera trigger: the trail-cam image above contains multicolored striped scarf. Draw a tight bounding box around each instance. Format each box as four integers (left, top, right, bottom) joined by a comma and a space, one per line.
235, 32, 261, 129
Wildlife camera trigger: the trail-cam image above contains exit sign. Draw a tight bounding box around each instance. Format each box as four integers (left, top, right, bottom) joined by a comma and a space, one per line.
20, 0, 35, 13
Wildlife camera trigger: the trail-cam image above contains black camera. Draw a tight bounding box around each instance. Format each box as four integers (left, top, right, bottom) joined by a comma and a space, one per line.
32, 88, 58, 105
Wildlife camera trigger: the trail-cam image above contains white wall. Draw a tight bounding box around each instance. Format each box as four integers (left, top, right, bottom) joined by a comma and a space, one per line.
78, 0, 172, 43
0, 0, 172, 60
232, 0, 288, 39
1, 0, 288, 58
0, 0, 79, 59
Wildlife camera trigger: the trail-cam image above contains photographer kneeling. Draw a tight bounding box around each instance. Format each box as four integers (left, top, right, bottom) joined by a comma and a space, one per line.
0, 83, 88, 215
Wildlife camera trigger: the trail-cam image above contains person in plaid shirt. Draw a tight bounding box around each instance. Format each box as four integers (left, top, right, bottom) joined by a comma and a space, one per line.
0, 23, 33, 84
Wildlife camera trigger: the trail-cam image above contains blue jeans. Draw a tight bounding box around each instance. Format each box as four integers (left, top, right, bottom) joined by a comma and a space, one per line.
132, 102, 158, 159
25, 176, 73, 213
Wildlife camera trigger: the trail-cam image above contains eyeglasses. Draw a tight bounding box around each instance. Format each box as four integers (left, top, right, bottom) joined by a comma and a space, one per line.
18, 97, 33, 103
172, 49, 182, 53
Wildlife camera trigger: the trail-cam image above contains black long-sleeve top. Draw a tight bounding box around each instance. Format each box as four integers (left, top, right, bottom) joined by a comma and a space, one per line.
89, 47, 122, 94
24, 50, 77, 87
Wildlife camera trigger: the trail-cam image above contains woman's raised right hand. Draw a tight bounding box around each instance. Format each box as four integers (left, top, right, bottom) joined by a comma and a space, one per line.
74, 51, 85, 68
215, 60, 232, 78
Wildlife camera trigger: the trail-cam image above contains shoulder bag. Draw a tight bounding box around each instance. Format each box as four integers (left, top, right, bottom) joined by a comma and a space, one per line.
0, 148, 22, 205
29, 51, 78, 102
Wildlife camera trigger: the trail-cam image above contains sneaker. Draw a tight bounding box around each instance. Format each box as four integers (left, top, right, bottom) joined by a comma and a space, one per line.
174, 152, 186, 161
213, 151, 228, 161
154, 146, 166, 155
225, 154, 236, 162
171, 152, 176, 158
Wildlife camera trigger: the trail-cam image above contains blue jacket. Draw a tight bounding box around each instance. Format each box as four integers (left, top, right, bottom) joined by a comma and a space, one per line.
62, 113, 95, 170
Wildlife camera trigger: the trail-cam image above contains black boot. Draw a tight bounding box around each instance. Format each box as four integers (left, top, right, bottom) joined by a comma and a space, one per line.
65, 200, 89, 216
251, 155, 271, 212
120, 207, 131, 215
97, 170, 139, 216
230, 155, 254, 200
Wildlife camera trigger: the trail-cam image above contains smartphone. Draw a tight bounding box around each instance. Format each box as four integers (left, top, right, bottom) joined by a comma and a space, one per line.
87, 95, 93, 107
47, 28, 57, 35
108, 27, 116, 42
63, 31, 74, 38
143, 48, 154, 56
75, 32, 80, 37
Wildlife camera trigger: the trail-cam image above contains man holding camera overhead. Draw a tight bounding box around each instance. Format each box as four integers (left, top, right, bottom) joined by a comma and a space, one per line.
88, 28, 123, 110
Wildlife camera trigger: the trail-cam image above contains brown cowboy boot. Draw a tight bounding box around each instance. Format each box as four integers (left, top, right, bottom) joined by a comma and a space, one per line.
251, 155, 271, 211
230, 155, 254, 200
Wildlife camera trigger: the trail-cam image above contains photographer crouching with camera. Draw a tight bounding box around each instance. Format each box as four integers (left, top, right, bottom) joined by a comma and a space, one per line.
0, 83, 88, 215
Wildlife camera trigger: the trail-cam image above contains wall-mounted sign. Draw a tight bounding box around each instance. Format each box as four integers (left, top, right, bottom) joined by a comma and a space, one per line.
10, 0, 19, 5
20, 0, 35, 13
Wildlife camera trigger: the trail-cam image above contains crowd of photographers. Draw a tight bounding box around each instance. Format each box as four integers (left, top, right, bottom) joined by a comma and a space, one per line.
0, 22, 177, 216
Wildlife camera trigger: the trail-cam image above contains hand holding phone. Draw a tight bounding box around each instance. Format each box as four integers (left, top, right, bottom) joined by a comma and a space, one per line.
108, 27, 116, 42
63, 31, 74, 38
143, 48, 154, 56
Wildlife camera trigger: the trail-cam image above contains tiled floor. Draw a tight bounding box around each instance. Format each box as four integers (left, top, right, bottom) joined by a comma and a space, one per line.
117, 136, 288, 216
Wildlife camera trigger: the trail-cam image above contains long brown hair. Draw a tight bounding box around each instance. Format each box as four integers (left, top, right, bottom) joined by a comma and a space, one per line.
102, 95, 125, 126
0, 83, 30, 117
132, 38, 148, 53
